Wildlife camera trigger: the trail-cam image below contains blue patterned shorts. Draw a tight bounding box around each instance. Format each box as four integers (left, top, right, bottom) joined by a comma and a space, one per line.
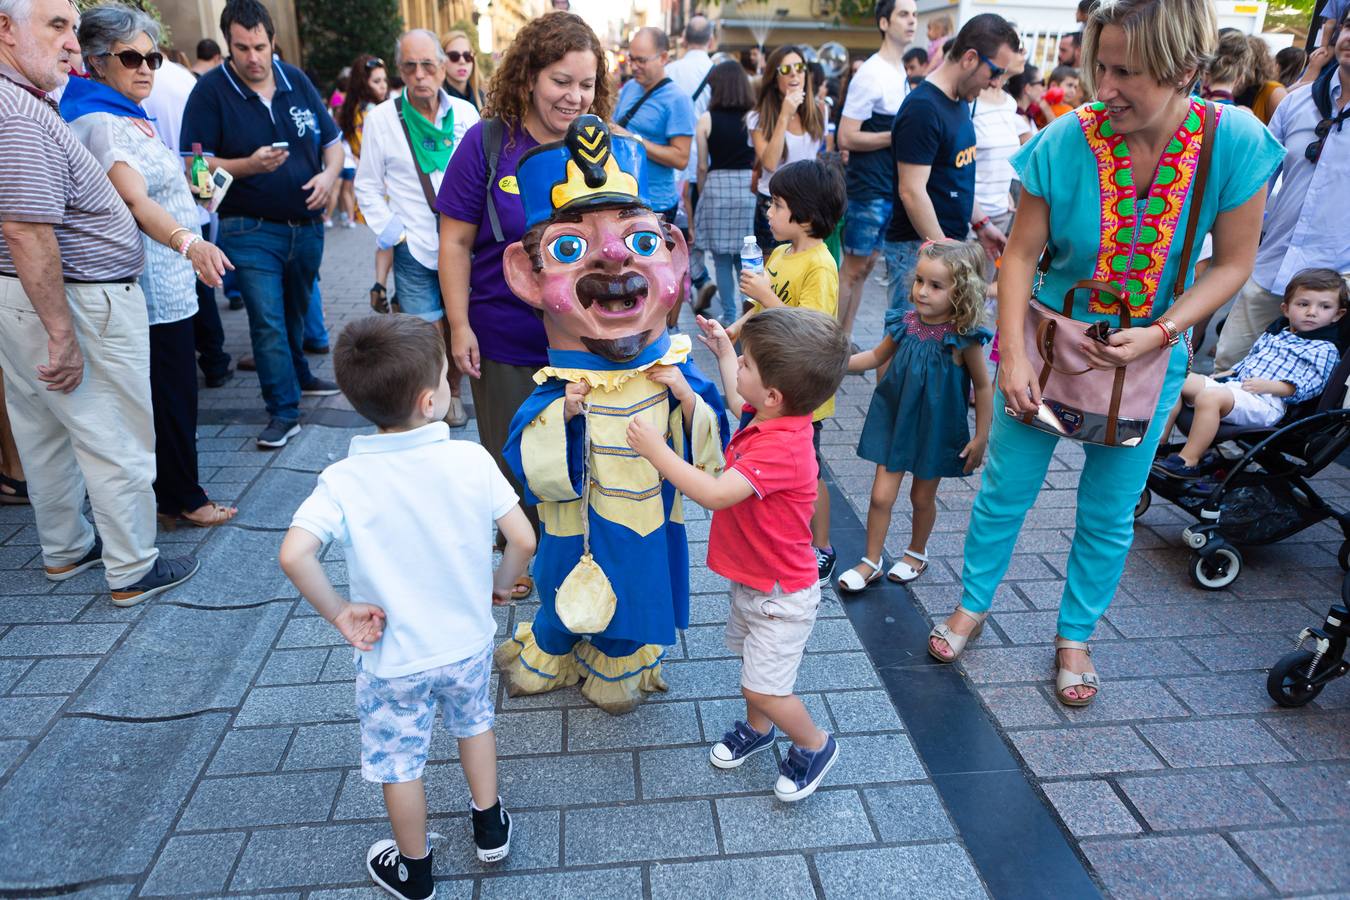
356, 645, 495, 783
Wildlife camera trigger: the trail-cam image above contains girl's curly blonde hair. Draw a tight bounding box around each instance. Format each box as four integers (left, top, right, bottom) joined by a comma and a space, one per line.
481, 12, 612, 141
916, 239, 988, 335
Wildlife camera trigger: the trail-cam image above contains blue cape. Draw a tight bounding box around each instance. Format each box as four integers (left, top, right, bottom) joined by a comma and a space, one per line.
59, 75, 152, 123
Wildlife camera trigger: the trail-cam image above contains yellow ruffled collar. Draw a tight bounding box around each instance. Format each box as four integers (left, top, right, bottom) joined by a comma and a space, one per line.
533, 333, 692, 392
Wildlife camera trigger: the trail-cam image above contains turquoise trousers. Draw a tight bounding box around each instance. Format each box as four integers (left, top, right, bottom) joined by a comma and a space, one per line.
960, 342, 1190, 641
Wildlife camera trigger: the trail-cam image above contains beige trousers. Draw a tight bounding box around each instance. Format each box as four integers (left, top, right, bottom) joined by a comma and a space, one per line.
1213, 277, 1283, 371
0, 276, 158, 587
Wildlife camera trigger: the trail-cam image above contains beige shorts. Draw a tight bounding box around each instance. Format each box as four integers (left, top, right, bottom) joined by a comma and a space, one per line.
726, 580, 821, 696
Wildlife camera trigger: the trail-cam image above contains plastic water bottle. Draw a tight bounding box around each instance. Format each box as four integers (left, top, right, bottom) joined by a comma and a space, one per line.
740, 235, 764, 304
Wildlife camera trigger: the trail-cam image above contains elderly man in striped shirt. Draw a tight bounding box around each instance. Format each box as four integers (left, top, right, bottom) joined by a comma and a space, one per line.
0, 0, 198, 605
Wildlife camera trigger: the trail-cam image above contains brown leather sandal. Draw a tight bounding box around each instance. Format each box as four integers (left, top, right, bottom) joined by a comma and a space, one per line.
158, 502, 238, 529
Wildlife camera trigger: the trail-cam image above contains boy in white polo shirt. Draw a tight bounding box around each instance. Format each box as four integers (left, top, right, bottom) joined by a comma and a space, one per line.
280, 315, 535, 900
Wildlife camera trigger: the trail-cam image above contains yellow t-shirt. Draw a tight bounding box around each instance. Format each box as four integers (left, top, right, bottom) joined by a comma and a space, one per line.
756, 241, 840, 421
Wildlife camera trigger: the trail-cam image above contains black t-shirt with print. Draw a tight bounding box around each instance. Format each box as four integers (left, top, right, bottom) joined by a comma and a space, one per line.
886, 80, 978, 243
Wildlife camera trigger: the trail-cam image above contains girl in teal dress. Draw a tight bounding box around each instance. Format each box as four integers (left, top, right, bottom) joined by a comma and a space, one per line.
837, 240, 994, 593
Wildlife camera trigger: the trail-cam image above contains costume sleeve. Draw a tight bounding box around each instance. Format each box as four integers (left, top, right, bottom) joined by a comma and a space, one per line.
892, 93, 942, 165
677, 359, 730, 475
1214, 106, 1284, 212
290, 475, 346, 545
505, 380, 584, 504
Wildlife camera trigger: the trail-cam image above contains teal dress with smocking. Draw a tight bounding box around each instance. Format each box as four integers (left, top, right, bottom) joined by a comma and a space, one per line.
858, 309, 992, 479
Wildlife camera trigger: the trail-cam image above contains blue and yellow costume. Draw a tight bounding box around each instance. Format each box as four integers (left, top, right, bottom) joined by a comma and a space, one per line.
493, 116, 730, 713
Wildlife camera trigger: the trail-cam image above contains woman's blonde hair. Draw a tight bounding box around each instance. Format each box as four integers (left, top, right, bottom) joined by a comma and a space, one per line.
1081, 0, 1218, 96
440, 29, 481, 103
916, 240, 988, 336
1207, 29, 1253, 87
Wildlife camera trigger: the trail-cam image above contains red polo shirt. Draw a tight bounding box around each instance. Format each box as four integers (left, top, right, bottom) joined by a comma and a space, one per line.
707, 408, 819, 593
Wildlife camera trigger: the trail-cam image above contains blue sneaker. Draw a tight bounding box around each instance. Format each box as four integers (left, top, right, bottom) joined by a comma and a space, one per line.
709, 720, 777, 769
774, 733, 840, 802
1153, 451, 1215, 480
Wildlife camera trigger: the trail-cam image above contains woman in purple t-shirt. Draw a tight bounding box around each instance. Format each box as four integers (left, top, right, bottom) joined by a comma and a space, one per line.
436, 12, 613, 593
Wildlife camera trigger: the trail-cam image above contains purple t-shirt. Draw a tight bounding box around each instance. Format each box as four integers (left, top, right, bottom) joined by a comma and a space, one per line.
436, 121, 549, 367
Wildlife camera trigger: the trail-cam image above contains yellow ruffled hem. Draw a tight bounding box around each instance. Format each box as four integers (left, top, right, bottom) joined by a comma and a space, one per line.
494, 622, 580, 697
573, 640, 668, 716
532, 334, 693, 391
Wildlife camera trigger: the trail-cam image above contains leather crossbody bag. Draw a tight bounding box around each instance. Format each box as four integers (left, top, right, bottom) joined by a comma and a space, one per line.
1015, 101, 1215, 447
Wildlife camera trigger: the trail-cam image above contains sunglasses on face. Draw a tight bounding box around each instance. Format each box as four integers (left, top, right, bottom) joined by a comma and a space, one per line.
399, 60, 440, 75
364, 57, 384, 69
1305, 114, 1346, 164
776, 62, 806, 76
444, 50, 474, 64
978, 51, 1006, 79
101, 49, 163, 71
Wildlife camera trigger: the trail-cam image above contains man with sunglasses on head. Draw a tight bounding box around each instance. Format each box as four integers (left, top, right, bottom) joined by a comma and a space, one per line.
180, 0, 344, 450
883, 13, 1020, 315
1214, 9, 1350, 370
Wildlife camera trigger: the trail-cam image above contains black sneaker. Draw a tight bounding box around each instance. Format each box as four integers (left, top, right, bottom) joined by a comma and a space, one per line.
227, 295, 244, 311
109, 555, 199, 607
257, 418, 301, 449
774, 732, 840, 803
44, 535, 103, 582
470, 798, 512, 863
301, 378, 340, 396
365, 839, 434, 899
814, 546, 837, 586
203, 367, 234, 388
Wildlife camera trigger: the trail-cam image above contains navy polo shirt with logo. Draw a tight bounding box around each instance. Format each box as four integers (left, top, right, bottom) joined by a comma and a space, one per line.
180, 59, 340, 221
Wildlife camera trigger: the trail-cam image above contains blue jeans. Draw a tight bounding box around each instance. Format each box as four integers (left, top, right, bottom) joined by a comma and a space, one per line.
712, 251, 742, 324
218, 216, 323, 423
841, 197, 892, 257
883, 239, 922, 314
303, 276, 329, 348
391, 243, 445, 322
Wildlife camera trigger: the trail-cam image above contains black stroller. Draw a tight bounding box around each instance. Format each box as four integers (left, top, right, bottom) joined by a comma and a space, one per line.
1139, 326, 1350, 590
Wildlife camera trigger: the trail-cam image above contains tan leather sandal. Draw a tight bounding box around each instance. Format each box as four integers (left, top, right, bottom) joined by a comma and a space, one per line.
1054, 637, 1100, 707
927, 606, 988, 663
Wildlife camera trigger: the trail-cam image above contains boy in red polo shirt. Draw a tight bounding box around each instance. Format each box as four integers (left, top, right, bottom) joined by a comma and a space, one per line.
627, 308, 851, 802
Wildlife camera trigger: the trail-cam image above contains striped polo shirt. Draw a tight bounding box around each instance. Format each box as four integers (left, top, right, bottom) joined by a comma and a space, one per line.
0, 66, 143, 282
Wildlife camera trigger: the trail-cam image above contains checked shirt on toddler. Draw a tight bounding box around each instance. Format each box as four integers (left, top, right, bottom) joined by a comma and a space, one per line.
1235, 328, 1339, 405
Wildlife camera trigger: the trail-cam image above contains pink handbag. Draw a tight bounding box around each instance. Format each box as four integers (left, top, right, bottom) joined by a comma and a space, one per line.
1015, 101, 1215, 447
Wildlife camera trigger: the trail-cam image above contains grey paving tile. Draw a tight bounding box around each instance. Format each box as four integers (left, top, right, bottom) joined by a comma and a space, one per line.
1254, 762, 1350, 822
165, 526, 297, 606
0, 623, 126, 656
229, 822, 387, 891
697, 694, 832, 742
434, 809, 560, 875
1263, 711, 1350, 760
1058, 678, 1190, 724
805, 617, 866, 652
1089, 639, 1209, 678
321, 647, 359, 681
1216, 598, 1330, 633
1104, 605, 1225, 639
0, 739, 27, 777
480, 867, 643, 900
657, 658, 744, 700
70, 603, 287, 718
0, 593, 94, 624
565, 799, 716, 864
0, 696, 64, 737
235, 682, 356, 727
0, 658, 30, 692
794, 651, 883, 691
1232, 824, 1350, 895
209, 727, 293, 775
1183, 633, 1292, 672
825, 733, 926, 784
1139, 719, 1295, 767
258, 647, 331, 685
232, 468, 320, 529
1117, 769, 1287, 831
862, 783, 957, 842
650, 855, 815, 899
285, 721, 361, 770
277, 615, 346, 648
637, 743, 782, 799
10, 657, 98, 694
140, 832, 247, 897
273, 425, 372, 472
1009, 726, 1165, 777
1040, 779, 1142, 837
565, 700, 700, 750
716, 791, 874, 854
816, 844, 987, 900
310, 889, 469, 900
825, 689, 904, 733
0, 713, 226, 889
977, 685, 1063, 729
1083, 834, 1267, 900
181, 770, 342, 829
959, 645, 1054, 684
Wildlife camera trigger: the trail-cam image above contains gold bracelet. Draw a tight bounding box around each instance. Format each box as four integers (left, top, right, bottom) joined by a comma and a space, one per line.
167, 227, 191, 253
1155, 316, 1181, 346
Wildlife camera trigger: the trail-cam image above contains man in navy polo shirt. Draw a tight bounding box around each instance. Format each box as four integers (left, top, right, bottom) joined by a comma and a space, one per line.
181, 0, 343, 449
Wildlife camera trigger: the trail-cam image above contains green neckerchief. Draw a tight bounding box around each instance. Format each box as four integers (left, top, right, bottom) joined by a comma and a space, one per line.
400, 96, 455, 174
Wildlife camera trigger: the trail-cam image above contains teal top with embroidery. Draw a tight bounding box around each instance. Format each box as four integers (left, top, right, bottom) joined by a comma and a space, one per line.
1010, 100, 1283, 323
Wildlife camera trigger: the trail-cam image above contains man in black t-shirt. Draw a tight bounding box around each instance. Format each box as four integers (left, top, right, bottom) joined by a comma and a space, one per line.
883, 13, 1020, 313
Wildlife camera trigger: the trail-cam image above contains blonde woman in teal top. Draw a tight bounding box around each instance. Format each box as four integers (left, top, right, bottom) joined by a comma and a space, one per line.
929, 0, 1284, 707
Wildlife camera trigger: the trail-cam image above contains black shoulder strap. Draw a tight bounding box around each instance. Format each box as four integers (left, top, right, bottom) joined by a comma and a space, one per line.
481, 117, 505, 243
394, 97, 440, 215
692, 69, 712, 103
617, 77, 672, 128
1313, 62, 1335, 121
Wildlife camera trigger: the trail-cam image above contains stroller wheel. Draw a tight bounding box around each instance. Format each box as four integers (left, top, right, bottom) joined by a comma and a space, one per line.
1267, 650, 1327, 707
1339, 541, 1350, 572
1190, 545, 1241, 590
1134, 490, 1151, 519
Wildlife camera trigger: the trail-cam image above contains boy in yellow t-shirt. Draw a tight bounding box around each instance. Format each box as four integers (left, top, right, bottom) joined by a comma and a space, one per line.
727, 159, 847, 585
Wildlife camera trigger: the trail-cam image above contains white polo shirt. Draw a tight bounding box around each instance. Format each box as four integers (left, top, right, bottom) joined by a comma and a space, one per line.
291, 422, 518, 679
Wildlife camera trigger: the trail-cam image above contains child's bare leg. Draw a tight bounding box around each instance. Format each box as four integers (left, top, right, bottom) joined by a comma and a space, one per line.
458, 729, 499, 811
1161, 373, 1209, 445
812, 479, 831, 549
847, 467, 904, 579
904, 476, 940, 567
1178, 388, 1235, 465
383, 780, 428, 858
744, 687, 825, 749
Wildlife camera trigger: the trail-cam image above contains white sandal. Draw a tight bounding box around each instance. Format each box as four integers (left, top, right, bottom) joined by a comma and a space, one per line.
1054, 637, 1100, 707
837, 557, 884, 594
887, 549, 929, 584
927, 605, 988, 663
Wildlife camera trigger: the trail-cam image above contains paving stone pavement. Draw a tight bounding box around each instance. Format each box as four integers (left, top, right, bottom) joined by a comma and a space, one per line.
1, 225, 1346, 898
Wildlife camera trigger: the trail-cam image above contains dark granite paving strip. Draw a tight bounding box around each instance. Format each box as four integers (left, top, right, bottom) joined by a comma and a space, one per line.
820, 472, 1102, 900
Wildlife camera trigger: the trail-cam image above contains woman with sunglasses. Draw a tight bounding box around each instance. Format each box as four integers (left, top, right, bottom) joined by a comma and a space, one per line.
441, 31, 483, 110
749, 46, 826, 251
936, 0, 1282, 708
1004, 63, 1052, 130
337, 55, 391, 307
62, 5, 237, 528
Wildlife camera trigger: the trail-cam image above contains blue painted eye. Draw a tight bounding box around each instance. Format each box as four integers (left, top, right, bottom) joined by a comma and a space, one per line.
547, 235, 588, 263
624, 231, 661, 256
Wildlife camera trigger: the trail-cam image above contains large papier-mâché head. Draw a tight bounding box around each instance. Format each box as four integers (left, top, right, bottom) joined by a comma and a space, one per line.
503, 114, 688, 363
